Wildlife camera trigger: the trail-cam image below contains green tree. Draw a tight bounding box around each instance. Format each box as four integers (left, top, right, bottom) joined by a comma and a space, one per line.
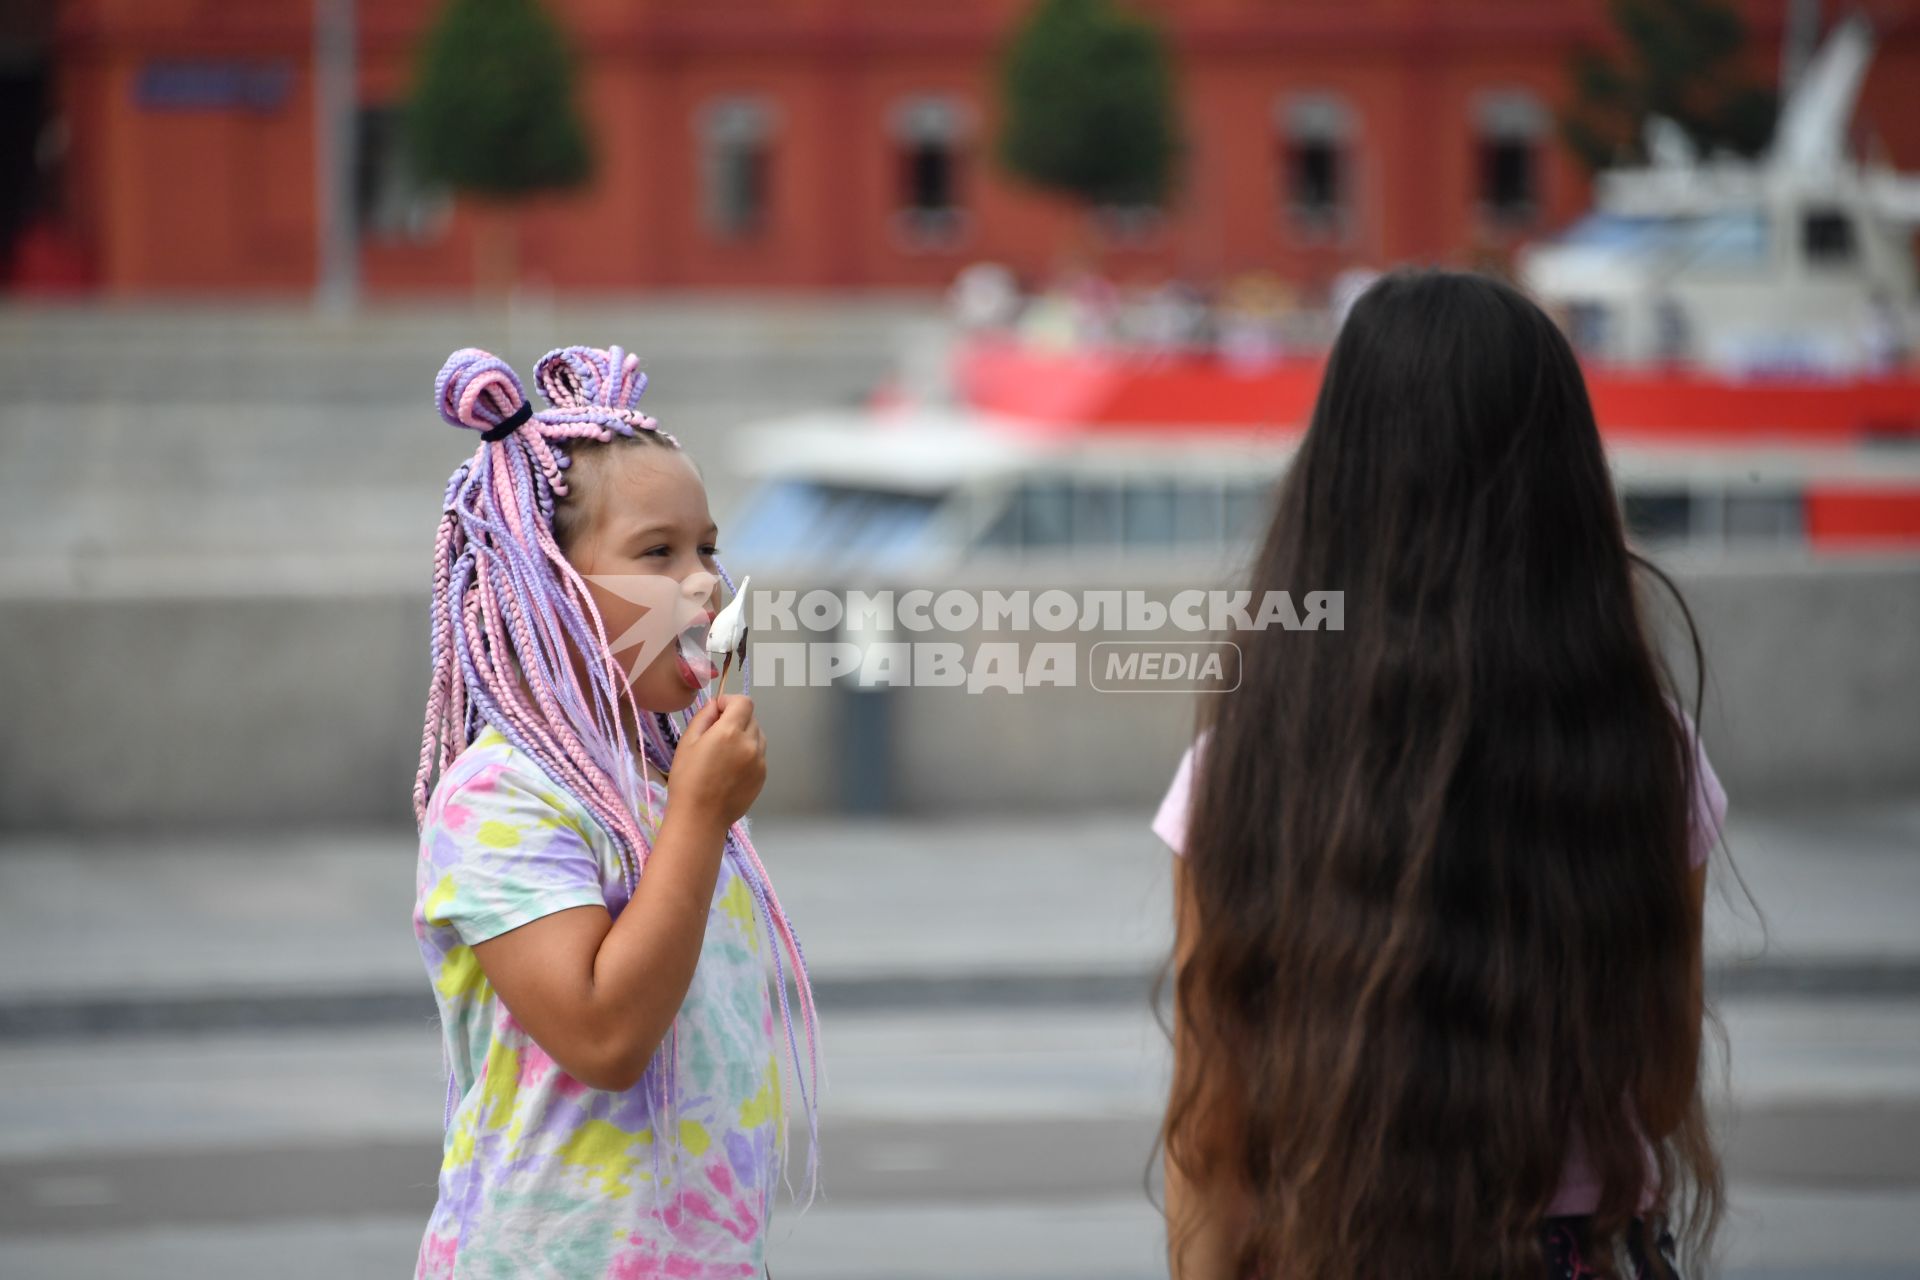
1561, 0, 1778, 171
406, 0, 593, 290
996, 0, 1181, 210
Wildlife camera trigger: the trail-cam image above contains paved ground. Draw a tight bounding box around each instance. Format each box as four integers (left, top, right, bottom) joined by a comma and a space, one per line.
1, 801, 1917, 1277
1, 1006, 1917, 1278
2, 800, 1917, 1007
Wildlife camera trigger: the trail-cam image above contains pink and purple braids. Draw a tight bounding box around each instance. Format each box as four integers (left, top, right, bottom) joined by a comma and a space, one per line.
413, 344, 822, 1196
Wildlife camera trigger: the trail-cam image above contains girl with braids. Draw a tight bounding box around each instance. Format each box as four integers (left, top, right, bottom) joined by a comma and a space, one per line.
410, 345, 819, 1280
1153, 270, 1728, 1280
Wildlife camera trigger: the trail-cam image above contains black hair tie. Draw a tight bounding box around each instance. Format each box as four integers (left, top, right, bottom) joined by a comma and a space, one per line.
482, 403, 533, 442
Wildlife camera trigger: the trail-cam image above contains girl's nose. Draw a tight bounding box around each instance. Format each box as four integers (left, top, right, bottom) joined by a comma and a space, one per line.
678, 569, 720, 612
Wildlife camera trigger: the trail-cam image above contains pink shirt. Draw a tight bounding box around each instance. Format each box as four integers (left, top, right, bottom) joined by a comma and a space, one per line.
1151, 723, 1727, 1218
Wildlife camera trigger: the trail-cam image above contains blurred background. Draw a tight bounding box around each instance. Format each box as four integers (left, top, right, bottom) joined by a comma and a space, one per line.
1, 0, 1917, 1275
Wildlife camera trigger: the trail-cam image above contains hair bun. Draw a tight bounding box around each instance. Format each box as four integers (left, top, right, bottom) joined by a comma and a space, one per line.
435, 349, 529, 436
533, 345, 650, 413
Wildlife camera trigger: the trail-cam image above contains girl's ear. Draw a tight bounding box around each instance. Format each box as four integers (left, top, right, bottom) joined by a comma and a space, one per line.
435, 349, 528, 436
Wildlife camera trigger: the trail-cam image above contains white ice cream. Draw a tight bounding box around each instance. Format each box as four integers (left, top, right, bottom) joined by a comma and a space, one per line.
707, 575, 751, 667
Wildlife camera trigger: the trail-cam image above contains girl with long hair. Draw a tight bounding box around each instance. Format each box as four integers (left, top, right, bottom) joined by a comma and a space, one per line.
1155, 270, 1727, 1280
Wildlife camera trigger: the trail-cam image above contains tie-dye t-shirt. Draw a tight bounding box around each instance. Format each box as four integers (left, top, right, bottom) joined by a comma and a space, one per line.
413, 722, 782, 1280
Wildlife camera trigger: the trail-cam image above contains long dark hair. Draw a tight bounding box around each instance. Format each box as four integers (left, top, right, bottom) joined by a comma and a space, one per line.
1163, 270, 1720, 1279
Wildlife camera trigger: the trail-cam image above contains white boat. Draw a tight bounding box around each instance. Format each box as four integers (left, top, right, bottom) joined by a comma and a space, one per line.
1519, 15, 1920, 375
723, 404, 1920, 567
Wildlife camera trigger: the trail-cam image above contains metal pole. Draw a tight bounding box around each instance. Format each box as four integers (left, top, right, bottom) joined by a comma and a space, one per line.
1782, 0, 1821, 98
314, 0, 357, 316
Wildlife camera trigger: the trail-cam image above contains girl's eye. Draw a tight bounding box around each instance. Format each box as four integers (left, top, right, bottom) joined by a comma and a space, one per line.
700, 545, 720, 559
642, 545, 671, 558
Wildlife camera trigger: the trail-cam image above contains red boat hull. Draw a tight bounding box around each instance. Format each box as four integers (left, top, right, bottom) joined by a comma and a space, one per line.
953, 337, 1920, 547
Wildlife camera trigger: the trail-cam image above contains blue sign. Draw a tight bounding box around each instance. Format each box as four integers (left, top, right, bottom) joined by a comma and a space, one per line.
136, 61, 294, 113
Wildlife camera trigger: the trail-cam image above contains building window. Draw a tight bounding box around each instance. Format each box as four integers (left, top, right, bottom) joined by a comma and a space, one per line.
1293, 142, 1339, 217
906, 142, 953, 212
1276, 94, 1354, 238
1093, 203, 1165, 247
1475, 90, 1546, 227
889, 95, 972, 251
353, 105, 449, 242
699, 97, 775, 240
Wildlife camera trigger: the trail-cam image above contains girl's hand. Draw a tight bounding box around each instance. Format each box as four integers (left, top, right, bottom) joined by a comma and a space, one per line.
474, 694, 767, 1093
669, 694, 766, 828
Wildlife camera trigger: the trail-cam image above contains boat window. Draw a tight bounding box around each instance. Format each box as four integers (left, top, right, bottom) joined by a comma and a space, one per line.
1123, 480, 1178, 548
1022, 478, 1075, 549
979, 478, 1128, 552
1560, 213, 1666, 248
1560, 211, 1769, 269
1686, 211, 1770, 269
1622, 489, 1693, 544
1174, 482, 1225, 545
1074, 482, 1123, 546
975, 491, 1024, 550
727, 479, 941, 563
1566, 301, 1611, 355
1723, 491, 1804, 542
983, 476, 1279, 554
1224, 481, 1272, 545
1803, 209, 1857, 266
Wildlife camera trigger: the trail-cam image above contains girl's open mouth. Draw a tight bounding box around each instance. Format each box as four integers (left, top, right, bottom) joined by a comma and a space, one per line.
674, 615, 716, 689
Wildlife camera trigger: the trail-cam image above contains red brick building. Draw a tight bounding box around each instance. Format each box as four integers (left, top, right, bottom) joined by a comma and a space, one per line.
31, 0, 1920, 295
